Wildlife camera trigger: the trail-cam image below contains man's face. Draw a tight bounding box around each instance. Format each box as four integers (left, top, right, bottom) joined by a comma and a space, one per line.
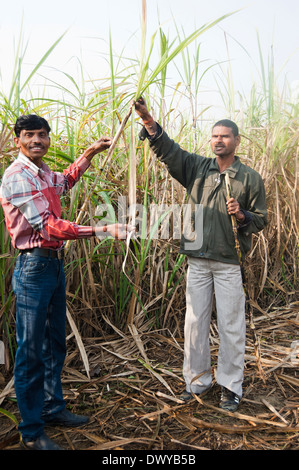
14, 128, 50, 167
210, 125, 240, 159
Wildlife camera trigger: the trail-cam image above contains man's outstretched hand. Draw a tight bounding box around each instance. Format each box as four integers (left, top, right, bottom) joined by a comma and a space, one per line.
83, 136, 113, 161
95, 223, 135, 240
132, 97, 153, 122
132, 97, 157, 136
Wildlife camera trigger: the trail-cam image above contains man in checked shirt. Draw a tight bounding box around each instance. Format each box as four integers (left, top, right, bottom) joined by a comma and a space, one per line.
0, 114, 134, 450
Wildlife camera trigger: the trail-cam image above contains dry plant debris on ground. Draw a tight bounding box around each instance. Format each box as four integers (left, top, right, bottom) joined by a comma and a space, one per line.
0, 303, 298, 451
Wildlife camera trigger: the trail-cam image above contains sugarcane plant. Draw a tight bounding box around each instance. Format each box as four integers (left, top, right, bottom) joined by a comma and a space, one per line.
0, 0, 297, 384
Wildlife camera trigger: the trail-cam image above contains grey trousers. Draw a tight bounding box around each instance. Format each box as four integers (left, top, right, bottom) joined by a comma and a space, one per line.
183, 257, 246, 397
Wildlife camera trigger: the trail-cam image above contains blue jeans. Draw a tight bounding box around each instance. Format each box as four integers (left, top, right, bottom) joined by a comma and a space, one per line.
12, 252, 67, 440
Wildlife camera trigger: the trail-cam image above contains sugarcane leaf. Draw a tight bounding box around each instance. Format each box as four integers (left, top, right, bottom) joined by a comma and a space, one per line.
20, 30, 68, 92
135, 12, 239, 98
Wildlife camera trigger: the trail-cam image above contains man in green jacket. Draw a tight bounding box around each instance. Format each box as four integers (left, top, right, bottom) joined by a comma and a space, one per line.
134, 98, 267, 411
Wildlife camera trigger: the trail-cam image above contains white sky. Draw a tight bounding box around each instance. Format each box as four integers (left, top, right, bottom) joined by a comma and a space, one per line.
0, 0, 298, 117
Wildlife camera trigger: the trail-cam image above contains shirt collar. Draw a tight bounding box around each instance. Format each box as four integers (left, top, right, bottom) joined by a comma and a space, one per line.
226, 156, 241, 178
209, 155, 241, 178
17, 152, 45, 177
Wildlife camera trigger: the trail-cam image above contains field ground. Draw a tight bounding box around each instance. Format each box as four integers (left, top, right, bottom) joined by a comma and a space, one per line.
0, 302, 298, 452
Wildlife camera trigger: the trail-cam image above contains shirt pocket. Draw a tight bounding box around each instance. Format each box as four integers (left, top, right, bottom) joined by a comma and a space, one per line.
23, 256, 51, 279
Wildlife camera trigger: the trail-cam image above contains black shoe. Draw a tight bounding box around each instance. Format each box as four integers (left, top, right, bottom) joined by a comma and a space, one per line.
180, 386, 211, 403
180, 390, 194, 402
22, 433, 63, 450
220, 387, 240, 412
44, 408, 89, 427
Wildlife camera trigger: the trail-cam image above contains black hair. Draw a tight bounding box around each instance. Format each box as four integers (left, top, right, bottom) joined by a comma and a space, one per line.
14, 114, 51, 137
213, 119, 239, 137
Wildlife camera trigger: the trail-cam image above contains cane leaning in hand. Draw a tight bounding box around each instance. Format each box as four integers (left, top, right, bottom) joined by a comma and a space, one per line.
225, 173, 243, 266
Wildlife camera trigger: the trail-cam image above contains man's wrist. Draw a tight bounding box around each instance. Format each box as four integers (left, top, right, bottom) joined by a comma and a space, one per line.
142, 117, 157, 136
93, 225, 108, 237
143, 117, 155, 125
236, 210, 245, 223
82, 147, 96, 162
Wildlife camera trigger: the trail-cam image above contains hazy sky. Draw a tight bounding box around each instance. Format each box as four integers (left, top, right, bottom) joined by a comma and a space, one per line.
0, 0, 298, 115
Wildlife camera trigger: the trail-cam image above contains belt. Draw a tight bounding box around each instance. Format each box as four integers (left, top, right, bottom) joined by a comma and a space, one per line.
21, 247, 64, 260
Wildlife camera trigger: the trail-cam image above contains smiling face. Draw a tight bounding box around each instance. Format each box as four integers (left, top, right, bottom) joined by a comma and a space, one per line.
210, 125, 240, 161
14, 128, 51, 167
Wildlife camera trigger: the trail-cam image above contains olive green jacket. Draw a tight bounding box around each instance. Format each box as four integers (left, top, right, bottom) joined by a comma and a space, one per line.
141, 126, 267, 265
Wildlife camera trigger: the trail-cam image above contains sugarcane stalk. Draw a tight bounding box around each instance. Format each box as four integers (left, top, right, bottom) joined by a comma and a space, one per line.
225, 173, 242, 265
64, 106, 133, 252
77, 106, 133, 225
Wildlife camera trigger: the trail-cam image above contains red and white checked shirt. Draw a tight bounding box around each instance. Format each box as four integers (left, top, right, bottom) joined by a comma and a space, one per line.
0, 152, 94, 250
